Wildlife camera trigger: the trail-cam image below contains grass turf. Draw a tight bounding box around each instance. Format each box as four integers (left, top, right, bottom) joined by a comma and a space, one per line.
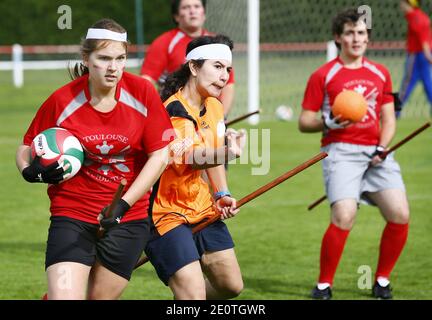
0, 68, 431, 300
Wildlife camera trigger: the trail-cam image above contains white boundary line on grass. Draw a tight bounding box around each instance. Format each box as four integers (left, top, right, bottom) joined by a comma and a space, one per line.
0, 58, 142, 70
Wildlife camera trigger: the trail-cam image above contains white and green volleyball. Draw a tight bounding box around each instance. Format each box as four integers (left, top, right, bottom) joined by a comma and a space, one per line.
30, 127, 84, 181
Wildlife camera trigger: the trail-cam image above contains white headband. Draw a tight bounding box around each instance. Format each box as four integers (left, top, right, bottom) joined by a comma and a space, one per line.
86, 28, 127, 42
186, 44, 232, 63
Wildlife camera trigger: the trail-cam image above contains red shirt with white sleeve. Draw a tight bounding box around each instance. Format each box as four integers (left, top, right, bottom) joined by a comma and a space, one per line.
302, 57, 394, 147
140, 28, 235, 85
23, 72, 174, 224
405, 8, 432, 53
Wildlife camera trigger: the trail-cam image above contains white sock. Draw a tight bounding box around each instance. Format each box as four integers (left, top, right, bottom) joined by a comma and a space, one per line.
377, 277, 390, 287
317, 282, 331, 290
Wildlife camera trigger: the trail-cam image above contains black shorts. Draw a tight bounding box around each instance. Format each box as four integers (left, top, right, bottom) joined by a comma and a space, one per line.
45, 216, 149, 281
145, 220, 234, 285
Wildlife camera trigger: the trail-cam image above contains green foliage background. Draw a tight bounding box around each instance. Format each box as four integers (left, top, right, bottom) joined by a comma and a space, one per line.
0, 67, 431, 299
2, 0, 432, 45
0, 0, 431, 300
0, 0, 171, 45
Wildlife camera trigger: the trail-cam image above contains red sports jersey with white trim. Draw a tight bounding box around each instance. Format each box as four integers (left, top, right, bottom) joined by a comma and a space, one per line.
140, 28, 235, 85
302, 57, 394, 147
23, 72, 174, 224
405, 8, 432, 53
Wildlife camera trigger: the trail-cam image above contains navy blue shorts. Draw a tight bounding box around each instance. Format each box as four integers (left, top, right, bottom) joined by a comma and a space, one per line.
45, 216, 150, 281
145, 220, 234, 285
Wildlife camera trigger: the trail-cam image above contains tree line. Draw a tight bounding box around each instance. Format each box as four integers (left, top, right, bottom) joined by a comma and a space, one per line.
1, 0, 431, 45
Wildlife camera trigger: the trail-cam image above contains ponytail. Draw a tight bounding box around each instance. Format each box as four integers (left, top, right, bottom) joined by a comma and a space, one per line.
68, 62, 89, 80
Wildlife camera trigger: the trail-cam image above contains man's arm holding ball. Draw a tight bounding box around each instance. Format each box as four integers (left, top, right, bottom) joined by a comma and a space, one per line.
298, 110, 325, 133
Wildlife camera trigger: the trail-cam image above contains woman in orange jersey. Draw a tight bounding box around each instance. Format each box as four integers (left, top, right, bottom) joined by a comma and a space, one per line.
145, 34, 246, 300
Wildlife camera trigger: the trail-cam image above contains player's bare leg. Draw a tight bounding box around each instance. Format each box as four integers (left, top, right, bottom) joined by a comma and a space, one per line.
168, 261, 206, 300
46, 262, 91, 300
201, 248, 243, 299
368, 189, 410, 224
330, 198, 358, 230
87, 261, 129, 300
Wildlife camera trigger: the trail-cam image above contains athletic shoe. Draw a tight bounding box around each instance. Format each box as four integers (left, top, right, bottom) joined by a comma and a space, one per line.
311, 286, 332, 300
372, 282, 393, 299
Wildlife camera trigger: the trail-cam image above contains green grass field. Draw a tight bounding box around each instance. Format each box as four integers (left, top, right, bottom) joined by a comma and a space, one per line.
0, 67, 431, 300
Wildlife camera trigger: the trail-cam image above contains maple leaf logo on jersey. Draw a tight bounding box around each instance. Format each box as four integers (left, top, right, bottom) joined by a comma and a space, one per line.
353, 85, 367, 95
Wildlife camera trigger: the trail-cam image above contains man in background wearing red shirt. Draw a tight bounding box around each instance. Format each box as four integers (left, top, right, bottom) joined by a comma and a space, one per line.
299, 8, 410, 300
141, 0, 235, 118
399, 0, 432, 117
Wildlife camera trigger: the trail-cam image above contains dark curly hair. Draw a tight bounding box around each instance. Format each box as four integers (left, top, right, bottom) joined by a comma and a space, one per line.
332, 8, 372, 50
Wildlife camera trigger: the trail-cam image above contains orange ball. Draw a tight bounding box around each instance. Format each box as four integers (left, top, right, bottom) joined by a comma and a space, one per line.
332, 90, 368, 122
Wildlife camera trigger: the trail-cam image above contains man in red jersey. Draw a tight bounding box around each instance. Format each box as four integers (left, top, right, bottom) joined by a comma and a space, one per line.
299, 8, 410, 300
140, 0, 235, 117
399, 0, 432, 117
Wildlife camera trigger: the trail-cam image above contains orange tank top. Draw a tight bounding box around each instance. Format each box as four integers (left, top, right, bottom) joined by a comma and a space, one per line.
149, 90, 225, 236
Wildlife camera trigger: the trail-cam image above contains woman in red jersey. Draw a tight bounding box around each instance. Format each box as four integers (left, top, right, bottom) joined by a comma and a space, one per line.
15, 18, 173, 300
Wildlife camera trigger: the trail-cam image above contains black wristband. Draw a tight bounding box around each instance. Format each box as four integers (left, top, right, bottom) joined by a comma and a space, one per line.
376, 145, 385, 154
22, 166, 43, 183
103, 198, 130, 220
99, 199, 131, 230
372, 145, 386, 159
21, 157, 64, 184
116, 199, 131, 216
